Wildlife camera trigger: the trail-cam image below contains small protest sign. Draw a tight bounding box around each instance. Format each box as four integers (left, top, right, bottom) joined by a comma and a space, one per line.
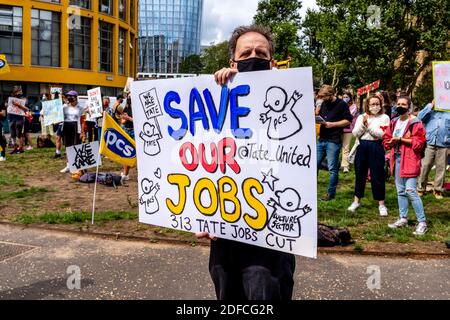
87, 87, 103, 119
67, 141, 102, 173
433, 61, 450, 112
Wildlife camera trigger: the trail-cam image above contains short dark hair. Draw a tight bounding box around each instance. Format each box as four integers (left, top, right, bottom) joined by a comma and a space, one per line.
228, 25, 274, 60
398, 95, 412, 109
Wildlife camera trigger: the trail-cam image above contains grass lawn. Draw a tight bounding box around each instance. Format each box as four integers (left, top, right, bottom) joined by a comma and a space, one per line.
0, 140, 449, 246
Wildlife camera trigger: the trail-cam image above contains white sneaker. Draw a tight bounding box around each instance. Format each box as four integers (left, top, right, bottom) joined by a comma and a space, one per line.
347, 202, 360, 212
60, 166, 70, 173
379, 205, 388, 217
26, 145, 33, 150
413, 222, 428, 235
120, 172, 130, 181
0, 156, 6, 162
388, 218, 408, 229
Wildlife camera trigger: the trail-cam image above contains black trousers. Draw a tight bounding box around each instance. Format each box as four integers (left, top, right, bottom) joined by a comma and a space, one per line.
209, 239, 295, 301
354, 139, 385, 201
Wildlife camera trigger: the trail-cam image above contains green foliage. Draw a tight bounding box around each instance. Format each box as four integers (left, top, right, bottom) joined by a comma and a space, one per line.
201, 41, 230, 74
253, 0, 302, 60
0, 187, 48, 201
179, 54, 203, 74
14, 210, 138, 225
302, 0, 450, 93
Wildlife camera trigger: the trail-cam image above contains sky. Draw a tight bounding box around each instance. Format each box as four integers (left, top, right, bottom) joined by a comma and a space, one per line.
200, 0, 318, 46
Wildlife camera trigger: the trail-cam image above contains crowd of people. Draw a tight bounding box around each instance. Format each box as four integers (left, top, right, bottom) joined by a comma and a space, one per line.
0, 85, 133, 180
315, 85, 450, 236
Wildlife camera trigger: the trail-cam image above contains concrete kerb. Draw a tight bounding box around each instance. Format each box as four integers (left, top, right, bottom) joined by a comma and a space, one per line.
0, 221, 448, 259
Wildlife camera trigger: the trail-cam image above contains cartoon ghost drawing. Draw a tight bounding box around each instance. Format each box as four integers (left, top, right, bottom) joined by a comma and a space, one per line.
267, 188, 312, 238
260, 87, 303, 140
140, 178, 160, 214
140, 120, 162, 156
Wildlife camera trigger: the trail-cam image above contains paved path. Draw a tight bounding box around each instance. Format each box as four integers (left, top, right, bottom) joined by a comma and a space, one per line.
0, 224, 448, 300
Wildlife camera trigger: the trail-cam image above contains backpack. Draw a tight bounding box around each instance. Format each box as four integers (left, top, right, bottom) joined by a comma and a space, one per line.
318, 223, 352, 247
36, 135, 56, 148
79, 172, 123, 188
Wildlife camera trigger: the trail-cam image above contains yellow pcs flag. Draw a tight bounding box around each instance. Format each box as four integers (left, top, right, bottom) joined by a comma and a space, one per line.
99, 113, 137, 167
0, 54, 10, 74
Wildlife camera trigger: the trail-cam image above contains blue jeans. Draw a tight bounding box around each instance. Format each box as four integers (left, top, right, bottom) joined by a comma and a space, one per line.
394, 155, 426, 222
317, 139, 342, 195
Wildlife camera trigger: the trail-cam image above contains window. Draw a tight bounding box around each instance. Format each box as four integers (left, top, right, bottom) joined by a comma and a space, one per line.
0, 6, 22, 64
130, 0, 135, 26
69, 0, 90, 9
129, 34, 135, 77
119, 0, 126, 21
31, 9, 60, 67
38, 0, 61, 3
69, 16, 91, 69
98, 21, 112, 72
118, 28, 125, 74
99, 0, 113, 16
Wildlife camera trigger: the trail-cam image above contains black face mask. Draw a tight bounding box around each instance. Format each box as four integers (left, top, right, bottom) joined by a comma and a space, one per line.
396, 107, 408, 115
67, 97, 75, 103
236, 57, 271, 73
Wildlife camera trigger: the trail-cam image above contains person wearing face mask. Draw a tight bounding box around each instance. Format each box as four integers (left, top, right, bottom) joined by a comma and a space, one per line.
202, 25, 295, 301
341, 92, 359, 173
60, 90, 88, 173
316, 85, 353, 201
383, 96, 428, 235
7, 86, 29, 154
348, 94, 390, 216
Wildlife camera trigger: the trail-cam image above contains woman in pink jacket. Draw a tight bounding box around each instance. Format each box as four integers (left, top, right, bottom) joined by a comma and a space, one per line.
383, 96, 428, 235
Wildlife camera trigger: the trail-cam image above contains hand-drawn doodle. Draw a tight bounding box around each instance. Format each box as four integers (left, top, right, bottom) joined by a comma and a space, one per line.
260, 87, 303, 140
154, 168, 162, 179
139, 178, 160, 215
261, 168, 279, 192
139, 88, 164, 157
267, 188, 312, 238
140, 120, 162, 156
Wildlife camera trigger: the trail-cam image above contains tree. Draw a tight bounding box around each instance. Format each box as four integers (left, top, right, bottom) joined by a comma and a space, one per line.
179, 54, 203, 74
253, 0, 303, 60
301, 0, 450, 94
201, 41, 230, 74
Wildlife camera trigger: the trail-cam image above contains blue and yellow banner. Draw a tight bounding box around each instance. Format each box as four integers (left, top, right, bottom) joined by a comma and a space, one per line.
99, 113, 137, 167
0, 54, 10, 74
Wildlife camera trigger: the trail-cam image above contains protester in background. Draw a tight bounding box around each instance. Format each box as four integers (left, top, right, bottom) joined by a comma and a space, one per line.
376, 91, 391, 119
384, 96, 428, 235
120, 94, 134, 181
23, 109, 34, 150
7, 86, 28, 154
84, 109, 98, 142
51, 92, 64, 159
96, 96, 110, 140
112, 94, 125, 124
341, 92, 359, 173
348, 94, 390, 216
417, 101, 450, 199
38, 93, 54, 138
0, 100, 7, 161
204, 24, 296, 301
388, 92, 398, 119
60, 91, 87, 173
316, 84, 353, 201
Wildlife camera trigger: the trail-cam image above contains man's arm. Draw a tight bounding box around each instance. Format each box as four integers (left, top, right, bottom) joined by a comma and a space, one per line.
324, 119, 351, 129
417, 102, 433, 123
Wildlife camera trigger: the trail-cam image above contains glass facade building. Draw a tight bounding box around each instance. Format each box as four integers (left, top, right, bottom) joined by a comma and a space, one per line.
138, 0, 203, 74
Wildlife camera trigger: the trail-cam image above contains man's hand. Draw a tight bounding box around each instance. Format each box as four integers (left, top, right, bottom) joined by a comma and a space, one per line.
195, 232, 217, 241
324, 122, 335, 129
214, 67, 238, 86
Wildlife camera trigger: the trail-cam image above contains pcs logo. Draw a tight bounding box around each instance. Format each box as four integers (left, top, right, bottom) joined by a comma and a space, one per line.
0, 58, 5, 69
104, 129, 136, 158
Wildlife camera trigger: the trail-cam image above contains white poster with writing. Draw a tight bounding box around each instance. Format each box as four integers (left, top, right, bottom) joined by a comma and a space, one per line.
433, 61, 450, 112
67, 141, 101, 173
7, 97, 26, 116
87, 87, 103, 119
42, 99, 64, 126
131, 68, 317, 258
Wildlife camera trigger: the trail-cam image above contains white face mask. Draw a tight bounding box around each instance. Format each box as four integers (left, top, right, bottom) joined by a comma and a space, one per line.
369, 106, 381, 115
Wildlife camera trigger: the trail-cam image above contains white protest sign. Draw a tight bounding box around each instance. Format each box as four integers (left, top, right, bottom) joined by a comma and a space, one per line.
87, 87, 103, 119
67, 141, 102, 173
131, 68, 317, 258
42, 99, 64, 126
433, 61, 450, 112
50, 86, 62, 99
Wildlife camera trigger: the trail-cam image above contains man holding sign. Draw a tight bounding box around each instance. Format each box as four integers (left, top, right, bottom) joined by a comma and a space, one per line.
132, 25, 317, 301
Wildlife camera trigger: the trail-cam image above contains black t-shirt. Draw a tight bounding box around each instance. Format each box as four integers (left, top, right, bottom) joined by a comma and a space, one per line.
319, 98, 353, 144
122, 105, 133, 129
0, 101, 6, 122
